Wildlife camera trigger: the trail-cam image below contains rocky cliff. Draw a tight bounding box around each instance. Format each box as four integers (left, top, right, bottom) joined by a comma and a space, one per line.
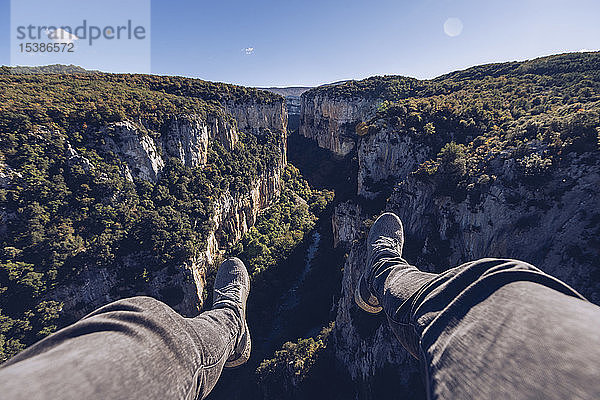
357, 124, 433, 199
261, 87, 312, 133
299, 93, 380, 157
103, 100, 287, 183
224, 99, 288, 164
102, 115, 238, 181
45, 99, 287, 321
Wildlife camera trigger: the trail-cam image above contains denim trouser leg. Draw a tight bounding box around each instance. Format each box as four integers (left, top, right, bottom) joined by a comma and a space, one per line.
372, 257, 600, 399
0, 296, 240, 400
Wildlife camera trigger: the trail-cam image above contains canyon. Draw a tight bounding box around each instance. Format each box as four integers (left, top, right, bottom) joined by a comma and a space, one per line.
1, 52, 599, 399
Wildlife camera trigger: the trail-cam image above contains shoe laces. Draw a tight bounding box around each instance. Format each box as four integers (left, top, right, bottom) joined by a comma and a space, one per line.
366, 236, 403, 284
371, 236, 403, 258
214, 282, 245, 306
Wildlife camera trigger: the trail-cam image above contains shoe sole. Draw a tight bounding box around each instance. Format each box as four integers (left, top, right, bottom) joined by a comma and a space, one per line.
354, 276, 383, 314
224, 321, 251, 368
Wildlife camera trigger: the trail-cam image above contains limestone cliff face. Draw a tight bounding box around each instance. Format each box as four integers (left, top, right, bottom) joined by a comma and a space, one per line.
259, 87, 311, 118
299, 94, 380, 156
102, 97, 289, 182
47, 99, 287, 321
102, 114, 239, 181
224, 100, 288, 164
357, 126, 432, 198
164, 114, 239, 164
223, 100, 287, 134
102, 121, 165, 181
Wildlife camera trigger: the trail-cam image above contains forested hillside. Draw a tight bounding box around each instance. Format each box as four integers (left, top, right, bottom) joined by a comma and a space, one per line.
0, 70, 286, 362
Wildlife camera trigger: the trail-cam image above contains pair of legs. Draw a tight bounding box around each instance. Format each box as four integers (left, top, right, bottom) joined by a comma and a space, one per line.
1, 213, 599, 399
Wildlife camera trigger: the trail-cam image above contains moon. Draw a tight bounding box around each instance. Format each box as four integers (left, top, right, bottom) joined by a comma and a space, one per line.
444, 18, 463, 37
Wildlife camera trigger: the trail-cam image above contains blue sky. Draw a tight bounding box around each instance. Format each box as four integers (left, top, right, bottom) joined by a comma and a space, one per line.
1, 0, 599, 87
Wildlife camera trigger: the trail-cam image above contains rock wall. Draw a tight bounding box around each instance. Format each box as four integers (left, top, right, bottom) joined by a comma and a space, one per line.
357, 126, 432, 198
47, 99, 288, 321
224, 100, 288, 164
299, 94, 380, 156
102, 114, 239, 181
223, 100, 287, 134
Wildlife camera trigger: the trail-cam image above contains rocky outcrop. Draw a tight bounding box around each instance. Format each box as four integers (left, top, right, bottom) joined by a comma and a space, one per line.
285, 96, 302, 116
224, 99, 288, 164
163, 114, 239, 165
47, 99, 288, 321
223, 100, 287, 133
101, 96, 289, 182
331, 202, 362, 247
102, 114, 239, 181
103, 121, 165, 181
357, 127, 432, 198
299, 94, 380, 156
0, 161, 22, 189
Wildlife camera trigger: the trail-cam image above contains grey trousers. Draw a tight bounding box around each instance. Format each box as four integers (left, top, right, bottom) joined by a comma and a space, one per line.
0, 298, 241, 400
371, 256, 600, 399
1, 258, 600, 399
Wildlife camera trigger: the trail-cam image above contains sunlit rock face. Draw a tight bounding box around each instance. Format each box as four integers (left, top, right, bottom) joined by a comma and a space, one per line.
44, 97, 288, 321
299, 93, 381, 157
357, 125, 431, 199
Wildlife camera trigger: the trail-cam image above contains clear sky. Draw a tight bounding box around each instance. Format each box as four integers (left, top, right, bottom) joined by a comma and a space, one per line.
1, 0, 599, 87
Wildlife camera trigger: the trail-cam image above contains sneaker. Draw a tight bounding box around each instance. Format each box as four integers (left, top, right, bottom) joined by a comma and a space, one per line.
212, 257, 251, 368
354, 212, 404, 314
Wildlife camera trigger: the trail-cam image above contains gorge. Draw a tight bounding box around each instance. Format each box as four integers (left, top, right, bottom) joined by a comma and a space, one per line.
1, 52, 600, 399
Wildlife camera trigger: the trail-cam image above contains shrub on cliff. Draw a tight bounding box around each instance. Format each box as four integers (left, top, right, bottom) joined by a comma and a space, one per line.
432, 142, 468, 198
256, 322, 334, 399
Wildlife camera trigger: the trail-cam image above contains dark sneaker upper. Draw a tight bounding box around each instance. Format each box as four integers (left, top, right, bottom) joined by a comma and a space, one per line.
355, 212, 404, 313
212, 257, 251, 368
